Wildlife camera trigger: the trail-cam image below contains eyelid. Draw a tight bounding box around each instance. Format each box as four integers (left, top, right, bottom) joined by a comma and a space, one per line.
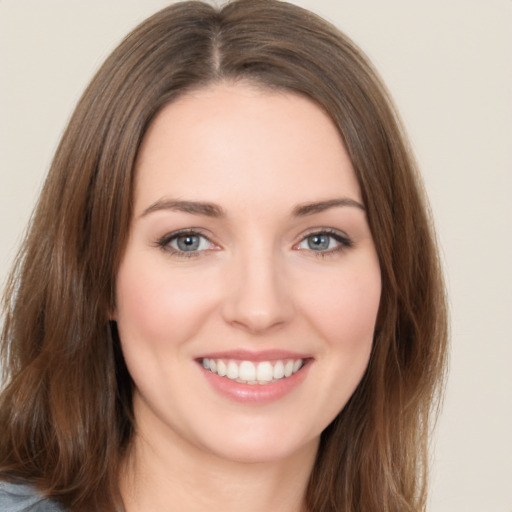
293, 228, 353, 253
155, 228, 219, 257
154, 227, 352, 258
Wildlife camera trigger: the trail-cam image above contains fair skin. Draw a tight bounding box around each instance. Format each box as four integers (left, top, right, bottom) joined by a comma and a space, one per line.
115, 82, 381, 512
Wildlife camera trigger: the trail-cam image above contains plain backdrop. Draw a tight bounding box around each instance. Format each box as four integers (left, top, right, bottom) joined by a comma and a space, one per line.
1, 1, 511, 511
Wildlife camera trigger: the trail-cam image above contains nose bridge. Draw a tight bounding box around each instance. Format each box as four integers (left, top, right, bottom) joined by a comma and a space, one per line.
222, 241, 293, 333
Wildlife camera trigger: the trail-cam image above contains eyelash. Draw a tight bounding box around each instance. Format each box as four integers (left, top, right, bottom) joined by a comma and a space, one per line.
155, 229, 216, 259
295, 229, 353, 257
155, 228, 353, 259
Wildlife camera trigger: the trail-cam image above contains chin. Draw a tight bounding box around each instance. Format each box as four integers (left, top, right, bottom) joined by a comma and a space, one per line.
191, 419, 320, 466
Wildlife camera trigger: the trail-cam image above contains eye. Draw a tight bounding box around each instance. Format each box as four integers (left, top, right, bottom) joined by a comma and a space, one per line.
171, 233, 210, 252
156, 230, 216, 256
295, 230, 352, 254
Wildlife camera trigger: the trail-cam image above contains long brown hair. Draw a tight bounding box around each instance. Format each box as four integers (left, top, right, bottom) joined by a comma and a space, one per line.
0, 1, 448, 510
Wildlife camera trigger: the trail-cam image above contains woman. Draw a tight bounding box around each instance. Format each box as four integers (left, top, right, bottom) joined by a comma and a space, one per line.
0, 1, 448, 511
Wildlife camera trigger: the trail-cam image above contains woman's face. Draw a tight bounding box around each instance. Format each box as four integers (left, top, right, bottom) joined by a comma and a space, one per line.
115, 83, 381, 465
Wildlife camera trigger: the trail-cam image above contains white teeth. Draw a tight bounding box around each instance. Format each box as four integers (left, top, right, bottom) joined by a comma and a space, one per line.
273, 360, 284, 379
201, 358, 304, 385
284, 360, 294, 377
217, 360, 227, 377
239, 361, 256, 381
227, 361, 239, 379
256, 361, 273, 382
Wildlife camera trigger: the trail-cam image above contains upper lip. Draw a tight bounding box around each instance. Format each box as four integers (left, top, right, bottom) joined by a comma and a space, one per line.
196, 349, 311, 362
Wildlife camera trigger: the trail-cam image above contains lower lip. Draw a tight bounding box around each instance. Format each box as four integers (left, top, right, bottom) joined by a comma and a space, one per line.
199, 361, 311, 404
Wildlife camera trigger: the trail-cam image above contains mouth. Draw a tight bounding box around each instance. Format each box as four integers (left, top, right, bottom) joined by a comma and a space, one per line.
200, 357, 305, 385
196, 351, 312, 403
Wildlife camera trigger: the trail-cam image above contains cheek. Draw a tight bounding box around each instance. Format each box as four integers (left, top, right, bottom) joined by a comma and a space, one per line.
115, 256, 219, 345
298, 264, 381, 349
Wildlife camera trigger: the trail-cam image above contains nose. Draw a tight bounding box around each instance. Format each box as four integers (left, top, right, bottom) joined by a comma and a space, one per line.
221, 250, 295, 334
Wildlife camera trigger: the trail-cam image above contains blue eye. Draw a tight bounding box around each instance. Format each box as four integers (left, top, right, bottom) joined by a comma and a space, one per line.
171, 234, 207, 252
297, 231, 351, 253
305, 234, 333, 251
157, 231, 214, 256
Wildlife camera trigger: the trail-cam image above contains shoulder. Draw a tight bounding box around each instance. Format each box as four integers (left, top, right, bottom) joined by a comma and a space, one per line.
0, 480, 64, 512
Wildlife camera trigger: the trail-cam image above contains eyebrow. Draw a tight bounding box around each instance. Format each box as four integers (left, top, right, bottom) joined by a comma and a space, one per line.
141, 199, 225, 218
140, 196, 365, 219
292, 198, 365, 216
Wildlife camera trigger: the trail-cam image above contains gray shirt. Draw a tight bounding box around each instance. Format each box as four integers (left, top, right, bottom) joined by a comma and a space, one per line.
0, 481, 64, 512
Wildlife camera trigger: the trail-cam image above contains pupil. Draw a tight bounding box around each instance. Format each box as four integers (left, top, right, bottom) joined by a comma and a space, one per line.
177, 235, 199, 251
308, 235, 329, 251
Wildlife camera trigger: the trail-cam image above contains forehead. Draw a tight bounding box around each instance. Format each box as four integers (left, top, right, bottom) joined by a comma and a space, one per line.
133, 82, 361, 213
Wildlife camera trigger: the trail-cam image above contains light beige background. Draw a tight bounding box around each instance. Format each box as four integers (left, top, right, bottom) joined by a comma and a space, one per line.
1, 1, 511, 510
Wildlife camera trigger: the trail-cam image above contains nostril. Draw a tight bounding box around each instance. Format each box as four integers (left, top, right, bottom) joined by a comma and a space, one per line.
222, 296, 294, 333
219, 254, 296, 333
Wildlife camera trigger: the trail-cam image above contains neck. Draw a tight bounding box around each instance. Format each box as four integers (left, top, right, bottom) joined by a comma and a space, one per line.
119, 421, 318, 512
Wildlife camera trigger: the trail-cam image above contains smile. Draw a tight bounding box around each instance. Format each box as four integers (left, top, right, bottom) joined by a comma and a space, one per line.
201, 358, 304, 385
